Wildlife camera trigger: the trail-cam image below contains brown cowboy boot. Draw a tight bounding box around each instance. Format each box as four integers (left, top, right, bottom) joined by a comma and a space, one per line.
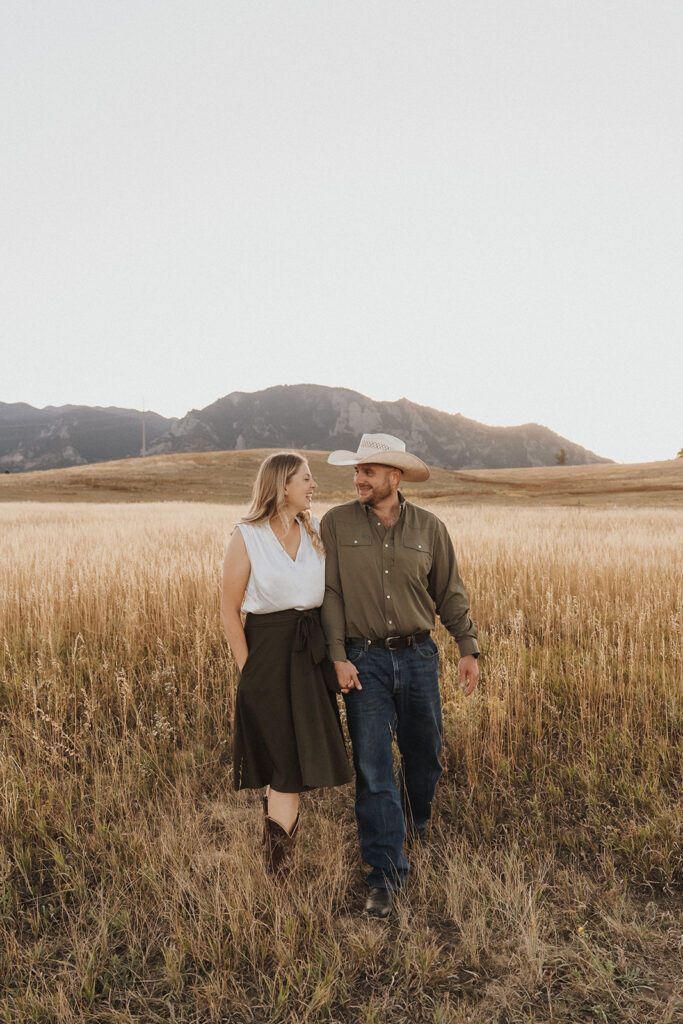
262, 795, 299, 877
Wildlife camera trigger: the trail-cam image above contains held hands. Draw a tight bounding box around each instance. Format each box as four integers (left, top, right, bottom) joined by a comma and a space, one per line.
334, 660, 362, 695
459, 654, 479, 697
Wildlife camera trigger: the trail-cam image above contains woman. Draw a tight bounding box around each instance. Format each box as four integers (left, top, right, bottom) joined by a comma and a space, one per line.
221, 452, 352, 875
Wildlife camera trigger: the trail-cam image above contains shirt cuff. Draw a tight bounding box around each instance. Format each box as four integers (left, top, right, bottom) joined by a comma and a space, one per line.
456, 637, 480, 659
328, 643, 348, 663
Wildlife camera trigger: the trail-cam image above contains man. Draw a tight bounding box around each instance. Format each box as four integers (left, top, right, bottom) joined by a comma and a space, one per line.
321, 433, 480, 918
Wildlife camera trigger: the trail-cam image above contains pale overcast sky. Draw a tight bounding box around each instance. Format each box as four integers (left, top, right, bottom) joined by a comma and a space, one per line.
2, 1, 682, 463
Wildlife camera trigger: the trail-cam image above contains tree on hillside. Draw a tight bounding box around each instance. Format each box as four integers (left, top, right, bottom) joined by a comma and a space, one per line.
677, 448, 683, 458
555, 447, 567, 465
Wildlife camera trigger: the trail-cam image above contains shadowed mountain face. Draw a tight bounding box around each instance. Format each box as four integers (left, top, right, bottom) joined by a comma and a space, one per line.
0, 403, 174, 472
0, 385, 610, 472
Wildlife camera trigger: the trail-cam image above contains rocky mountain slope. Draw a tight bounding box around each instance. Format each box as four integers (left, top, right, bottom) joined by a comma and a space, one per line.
147, 385, 610, 469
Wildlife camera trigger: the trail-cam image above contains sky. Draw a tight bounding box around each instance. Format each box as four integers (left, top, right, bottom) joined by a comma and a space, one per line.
1, 1, 682, 464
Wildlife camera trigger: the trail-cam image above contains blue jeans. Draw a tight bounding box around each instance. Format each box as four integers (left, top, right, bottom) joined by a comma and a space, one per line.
343, 638, 442, 890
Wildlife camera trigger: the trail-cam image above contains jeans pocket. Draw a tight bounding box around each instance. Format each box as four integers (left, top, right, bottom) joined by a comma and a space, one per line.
345, 645, 366, 665
415, 637, 438, 660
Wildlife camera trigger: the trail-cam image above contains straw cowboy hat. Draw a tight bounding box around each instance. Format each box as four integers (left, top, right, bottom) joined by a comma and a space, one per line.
327, 433, 430, 482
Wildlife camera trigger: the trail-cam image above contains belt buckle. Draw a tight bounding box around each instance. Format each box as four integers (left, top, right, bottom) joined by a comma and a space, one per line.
384, 634, 402, 651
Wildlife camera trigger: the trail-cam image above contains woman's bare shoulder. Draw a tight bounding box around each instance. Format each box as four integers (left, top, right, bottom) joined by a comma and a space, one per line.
224, 525, 249, 560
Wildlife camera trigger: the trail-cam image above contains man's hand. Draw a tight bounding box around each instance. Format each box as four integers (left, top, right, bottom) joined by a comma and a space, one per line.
334, 660, 362, 695
459, 654, 479, 697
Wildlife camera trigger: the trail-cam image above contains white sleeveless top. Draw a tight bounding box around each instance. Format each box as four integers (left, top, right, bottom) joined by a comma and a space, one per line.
237, 516, 325, 614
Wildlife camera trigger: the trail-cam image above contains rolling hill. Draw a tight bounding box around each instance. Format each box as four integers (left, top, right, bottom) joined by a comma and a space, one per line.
1, 449, 680, 507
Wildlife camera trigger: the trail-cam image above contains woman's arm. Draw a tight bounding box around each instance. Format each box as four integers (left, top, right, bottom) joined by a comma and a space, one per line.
221, 528, 251, 671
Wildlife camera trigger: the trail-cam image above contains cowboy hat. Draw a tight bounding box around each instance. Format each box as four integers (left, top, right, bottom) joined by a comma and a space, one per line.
327, 433, 430, 482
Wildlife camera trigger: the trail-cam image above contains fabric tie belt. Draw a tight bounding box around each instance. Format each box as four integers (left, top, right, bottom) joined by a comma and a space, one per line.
294, 609, 328, 665
345, 630, 431, 651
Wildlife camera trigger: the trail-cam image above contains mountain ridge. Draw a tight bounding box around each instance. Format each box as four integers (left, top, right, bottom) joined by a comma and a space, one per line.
0, 384, 611, 473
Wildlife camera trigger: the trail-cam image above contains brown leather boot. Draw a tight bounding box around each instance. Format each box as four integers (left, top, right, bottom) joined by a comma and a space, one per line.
262, 795, 299, 877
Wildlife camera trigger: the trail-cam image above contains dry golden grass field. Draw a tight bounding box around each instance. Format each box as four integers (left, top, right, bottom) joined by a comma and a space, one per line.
0, 485, 682, 1021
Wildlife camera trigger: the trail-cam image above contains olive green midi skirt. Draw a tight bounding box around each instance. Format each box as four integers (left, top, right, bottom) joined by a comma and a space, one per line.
232, 607, 353, 792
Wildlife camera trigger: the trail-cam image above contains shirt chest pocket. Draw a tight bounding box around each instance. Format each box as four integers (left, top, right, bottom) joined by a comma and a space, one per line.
339, 528, 372, 549
403, 527, 432, 560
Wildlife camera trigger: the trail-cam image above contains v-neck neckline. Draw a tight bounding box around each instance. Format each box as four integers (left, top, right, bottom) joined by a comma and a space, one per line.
268, 519, 302, 564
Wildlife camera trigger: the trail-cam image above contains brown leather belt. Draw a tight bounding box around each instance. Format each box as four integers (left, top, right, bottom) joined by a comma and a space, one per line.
345, 631, 431, 651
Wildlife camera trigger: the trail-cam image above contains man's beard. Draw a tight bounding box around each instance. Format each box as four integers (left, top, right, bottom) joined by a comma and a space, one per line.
357, 481, 393, 506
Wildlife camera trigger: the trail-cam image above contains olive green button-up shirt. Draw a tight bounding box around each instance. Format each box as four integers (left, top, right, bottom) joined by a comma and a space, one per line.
320, 496, 479, 663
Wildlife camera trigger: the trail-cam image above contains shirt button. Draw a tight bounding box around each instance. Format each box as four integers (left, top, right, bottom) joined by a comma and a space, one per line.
388, 620, 393, 625
384, 570, 389, 574
354, 540, 358, 544
384, 543, 389, 548
386, 594, 391, 599
418, 544, 422, 549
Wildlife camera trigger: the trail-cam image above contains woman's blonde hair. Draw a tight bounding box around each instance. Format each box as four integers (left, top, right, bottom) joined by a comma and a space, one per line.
240, 452, 324, 554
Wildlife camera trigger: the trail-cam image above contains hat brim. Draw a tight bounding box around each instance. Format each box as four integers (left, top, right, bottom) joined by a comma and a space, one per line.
327, 450, 430, 482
